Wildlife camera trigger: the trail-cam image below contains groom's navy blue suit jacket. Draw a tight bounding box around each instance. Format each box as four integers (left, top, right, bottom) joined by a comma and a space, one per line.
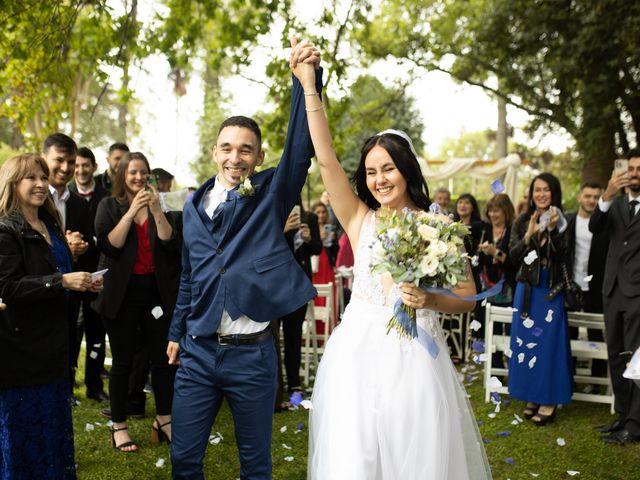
169, 73, 322, 341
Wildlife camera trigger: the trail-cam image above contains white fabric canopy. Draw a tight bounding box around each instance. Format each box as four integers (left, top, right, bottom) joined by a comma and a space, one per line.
418, 153, 522, 200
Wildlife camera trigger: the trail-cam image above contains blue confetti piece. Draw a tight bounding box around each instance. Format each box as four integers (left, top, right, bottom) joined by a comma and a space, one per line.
471, 339, 485, 353
497, 431, 511, 437
467, 374, 478, 382
532, 327, 544, 337
491, 392, 501, 403
296, 423, 304, 430
290, 391, 303, 406
505, 457, 515, 465
491, 179, 505, 194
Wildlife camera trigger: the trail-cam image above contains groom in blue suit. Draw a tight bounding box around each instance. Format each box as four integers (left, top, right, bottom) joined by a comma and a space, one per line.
168, 41, 322, 479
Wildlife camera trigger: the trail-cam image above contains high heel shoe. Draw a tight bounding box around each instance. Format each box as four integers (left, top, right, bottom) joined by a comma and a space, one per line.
151, 418, 171, 444
523, 402, 539, 419
532, 407, 556, 426
110, 425, 138, 452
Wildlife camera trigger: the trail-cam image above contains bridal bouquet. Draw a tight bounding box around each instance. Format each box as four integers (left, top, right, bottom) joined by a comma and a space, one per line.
370, 208, 471, 339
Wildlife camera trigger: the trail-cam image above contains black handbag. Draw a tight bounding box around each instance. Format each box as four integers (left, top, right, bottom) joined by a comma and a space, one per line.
545, 262, 583, 311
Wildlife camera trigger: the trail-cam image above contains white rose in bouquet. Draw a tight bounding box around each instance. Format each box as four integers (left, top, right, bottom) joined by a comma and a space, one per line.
417, 224, 439, 242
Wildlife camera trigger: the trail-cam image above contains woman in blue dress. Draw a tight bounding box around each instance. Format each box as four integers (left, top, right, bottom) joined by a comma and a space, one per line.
508, 172, 572, 425
0, 154, 101, 479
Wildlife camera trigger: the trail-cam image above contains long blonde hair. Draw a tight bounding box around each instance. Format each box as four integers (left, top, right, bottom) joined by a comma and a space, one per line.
0, 153, 60, 225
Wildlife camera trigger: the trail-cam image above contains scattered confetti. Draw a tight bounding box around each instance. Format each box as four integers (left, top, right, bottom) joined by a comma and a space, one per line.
491, 179, 505, 194
494, 403, 501, 413
516, 337, 523, 346
84, 423, 95, 432
545, 309, 554, 322
209, 436, 221, 445
93, 343, 102, 348
523, 318, 534, 328
490, 392, 501, 403
472, 355, 480, 364
514, 414, 523, 423
528, 356, 537, 369
488, 413, 497, 419
530, 474, 540, 478
505, 457, 515, 465
470, 320, 482, 331
583, 274, 593, 283
296, 423, 304, 430
89, 350, 99, 359
524, 250, 538, 265
518, 353, 525, 363
497, 431, 511, 437
280, 426, 287, 433
155, 458, 165, 468
479, 353, 489, 362
290, 391, 303, 407
487, 376, 503, 389
481, 298, 488, 307
300, 399, 313, 410
282, 443, 292, 450
151, 306, 163, 319
508, 307, 519, 313
556, 437, 566, 446
567, 471, 580, 476
526, 342, 537, 349
284, 456, 294, 462
472, 340, 485, 353
504, 347, 513, 358
532, 327, 544, 337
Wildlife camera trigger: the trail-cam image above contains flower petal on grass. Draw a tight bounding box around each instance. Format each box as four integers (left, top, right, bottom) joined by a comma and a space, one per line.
155, 458, 165, 468
284, 456, 294, 462
279, 425, 287, 433
556, 437, 566, 446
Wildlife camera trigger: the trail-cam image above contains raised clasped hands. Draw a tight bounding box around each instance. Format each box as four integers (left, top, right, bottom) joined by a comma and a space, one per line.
289, 37, 321, 87
146, 183, 163, 215
66, 230, 89, 257
126, 188, 152, 220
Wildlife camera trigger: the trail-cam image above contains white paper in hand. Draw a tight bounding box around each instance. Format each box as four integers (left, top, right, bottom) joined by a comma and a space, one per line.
91, 268, 108, 282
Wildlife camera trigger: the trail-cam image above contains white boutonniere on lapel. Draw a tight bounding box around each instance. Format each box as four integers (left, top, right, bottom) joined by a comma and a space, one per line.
237, 176, 256, 197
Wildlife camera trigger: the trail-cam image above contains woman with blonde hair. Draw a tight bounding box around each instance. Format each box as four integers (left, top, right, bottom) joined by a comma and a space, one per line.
0, 154, 100, 478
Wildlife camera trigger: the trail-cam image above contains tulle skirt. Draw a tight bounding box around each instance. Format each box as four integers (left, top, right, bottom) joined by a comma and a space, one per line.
308, 298, 491, 479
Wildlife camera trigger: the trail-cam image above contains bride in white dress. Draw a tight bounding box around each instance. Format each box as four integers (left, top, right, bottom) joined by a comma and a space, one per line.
291, 41, 492, 480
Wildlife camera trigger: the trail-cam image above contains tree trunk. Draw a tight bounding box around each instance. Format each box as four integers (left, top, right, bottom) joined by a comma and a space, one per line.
496, 95, 507, 159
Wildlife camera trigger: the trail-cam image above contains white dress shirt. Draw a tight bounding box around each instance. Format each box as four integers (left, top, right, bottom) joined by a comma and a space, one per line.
203, 176, 268, 335
49, 185, 70, 230
573, 215, 592, 291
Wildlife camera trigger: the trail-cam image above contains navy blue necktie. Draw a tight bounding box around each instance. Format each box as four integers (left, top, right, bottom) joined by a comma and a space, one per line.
630, 200, 638, 222
211, 190, 233, 228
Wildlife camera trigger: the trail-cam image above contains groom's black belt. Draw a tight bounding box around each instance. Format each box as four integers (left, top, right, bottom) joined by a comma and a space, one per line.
213, 328, 272, 346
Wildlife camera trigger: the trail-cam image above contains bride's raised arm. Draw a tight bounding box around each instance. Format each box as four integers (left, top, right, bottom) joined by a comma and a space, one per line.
290, 38, 369, 244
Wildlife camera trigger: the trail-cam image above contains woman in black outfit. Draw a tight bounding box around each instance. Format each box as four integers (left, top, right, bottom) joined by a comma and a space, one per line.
93, 152, 181, 452
0, 154, 100, 478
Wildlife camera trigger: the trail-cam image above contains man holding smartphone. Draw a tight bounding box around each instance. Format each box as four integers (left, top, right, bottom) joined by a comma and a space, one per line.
590, 148, 640, 445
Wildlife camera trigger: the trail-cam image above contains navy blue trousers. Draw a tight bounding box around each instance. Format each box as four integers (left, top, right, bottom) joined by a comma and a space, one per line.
170, 334, 277, 479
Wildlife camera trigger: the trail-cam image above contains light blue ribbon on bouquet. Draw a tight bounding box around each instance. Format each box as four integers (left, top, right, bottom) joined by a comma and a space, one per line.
392, 299, 440, 359
423, 278, 505, 302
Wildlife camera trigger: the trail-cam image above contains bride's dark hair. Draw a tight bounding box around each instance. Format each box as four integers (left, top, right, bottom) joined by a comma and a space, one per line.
351, 132, 431, 211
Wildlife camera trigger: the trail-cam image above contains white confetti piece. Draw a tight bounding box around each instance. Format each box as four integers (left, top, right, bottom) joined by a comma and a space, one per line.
530, 474, 540, 478
583, 275, 593, 283
280, 425, 287, 433
155, 458, 165, 468
472, 355, 479, 364
93, 343, 102, 348
487, 376, 503, 389
556, 437, 566, 446
511, 419, 519, 425
508, 306, 519, 313
84, 423, 95, 432
516, 336, 523, 346
523, 317, 534, 328
94, 422, 102, 426
524, 250, 538, 265
528, 356, 537, 369
216, 431, 224, 440
494, 403, 501, 413
282, 443, 292, 450
514, 414, 523, 423
301, 399, 313, 410
488, 413, 497, 419
518, 353, 525, 363
567, 471, 580, 476
526, 342, 537, 349
209, 436, 221, 445
284, 456, 294, 462
151, 306, 163, 319
470, 320, 482, 331
106, 420, 113, 427
89, 350, 99, 359
481, 298, 488, 307
479, 353, 489, 362
504, 347, 513, 358
545, 309, 554, 322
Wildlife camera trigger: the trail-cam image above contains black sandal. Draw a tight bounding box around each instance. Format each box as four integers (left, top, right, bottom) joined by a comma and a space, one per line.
151, 418, 172, 444
523, 402, 539, 419
532, 406, 556, 426
110, 425, 138, 452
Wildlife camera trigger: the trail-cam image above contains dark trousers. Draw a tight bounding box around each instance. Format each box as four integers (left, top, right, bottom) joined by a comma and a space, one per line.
171, 333, 277, 480
279, 304, 307, 391
104, 275, 174, 422
69, 291, 106, 396
127, 329, 150, 413
603, 286, 640, 436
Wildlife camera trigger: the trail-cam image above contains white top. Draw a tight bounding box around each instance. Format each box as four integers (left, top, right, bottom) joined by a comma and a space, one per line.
598, 192, 640, 214
202, 175, 268, 335
49, 185, 70, 230
573, 215, 592, 291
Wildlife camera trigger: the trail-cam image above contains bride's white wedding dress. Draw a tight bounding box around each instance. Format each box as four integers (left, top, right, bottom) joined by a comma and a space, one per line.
308, 211, 492, 479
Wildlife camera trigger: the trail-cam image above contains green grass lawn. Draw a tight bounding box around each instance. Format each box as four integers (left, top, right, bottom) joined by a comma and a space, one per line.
72, 360, 640, 479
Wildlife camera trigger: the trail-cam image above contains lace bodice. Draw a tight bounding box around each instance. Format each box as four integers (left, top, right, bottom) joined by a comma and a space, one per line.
351, 211, 401, 306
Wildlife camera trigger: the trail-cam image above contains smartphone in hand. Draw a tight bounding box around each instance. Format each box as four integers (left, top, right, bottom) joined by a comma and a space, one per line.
614, 159, 629, 176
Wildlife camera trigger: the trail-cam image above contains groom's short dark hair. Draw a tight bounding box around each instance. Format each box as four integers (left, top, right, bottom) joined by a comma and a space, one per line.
218, 116, 262, 146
